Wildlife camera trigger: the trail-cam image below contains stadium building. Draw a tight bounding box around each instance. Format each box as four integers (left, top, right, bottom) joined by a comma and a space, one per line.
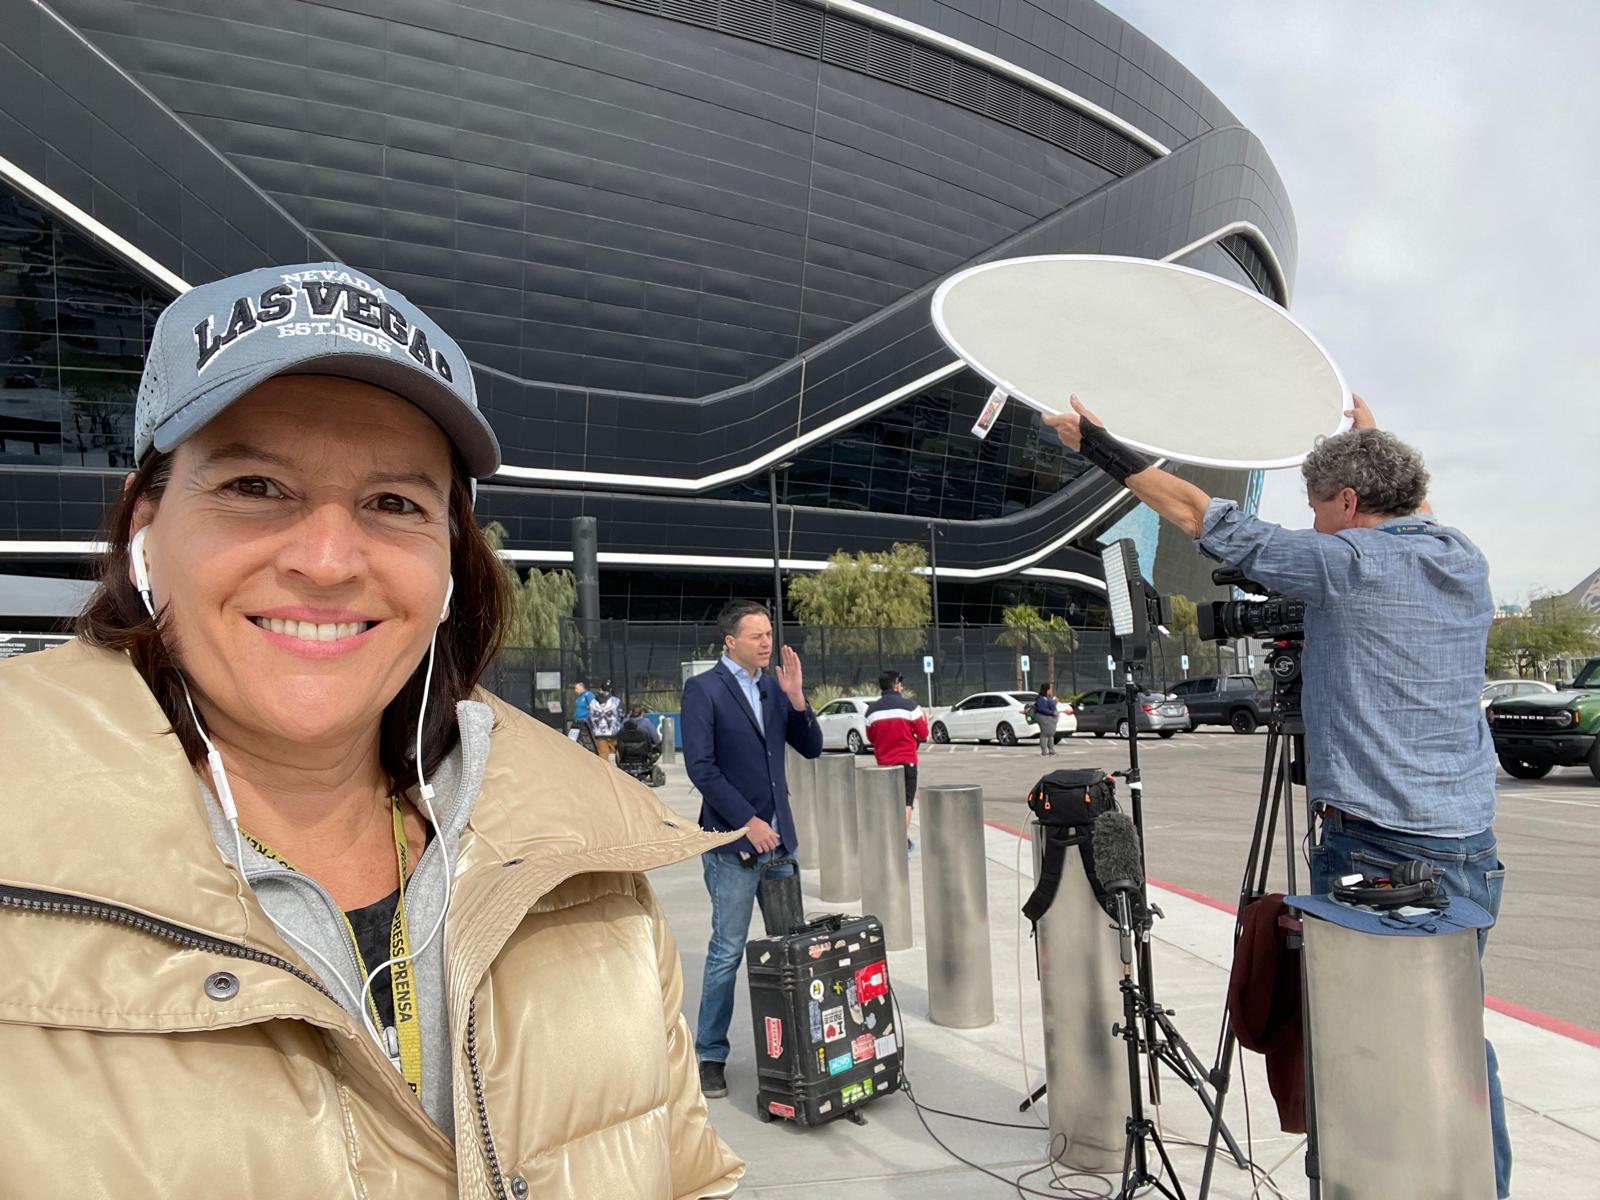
0, 0, 1296, 628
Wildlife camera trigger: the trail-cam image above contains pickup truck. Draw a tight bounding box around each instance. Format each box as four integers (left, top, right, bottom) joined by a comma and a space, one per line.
1486, 657, 1600, 781
1167, 673, 1271, 733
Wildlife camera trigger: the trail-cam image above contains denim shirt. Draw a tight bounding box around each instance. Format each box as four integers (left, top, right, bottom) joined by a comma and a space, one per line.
720, 654, 765, 734
1196, 499, 1496, 837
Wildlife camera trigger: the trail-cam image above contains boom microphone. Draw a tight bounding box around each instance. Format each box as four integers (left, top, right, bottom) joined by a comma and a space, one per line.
1092, 810, 1144, 968
1092, 810, 1144, 895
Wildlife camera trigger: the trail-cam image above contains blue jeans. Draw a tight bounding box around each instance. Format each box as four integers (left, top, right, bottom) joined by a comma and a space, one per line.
695, 849, 795, 1064
1310, 809, 1511, 1199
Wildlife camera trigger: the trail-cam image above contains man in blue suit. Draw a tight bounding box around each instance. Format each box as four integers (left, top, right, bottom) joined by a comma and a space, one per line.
682, 599, 823, 1098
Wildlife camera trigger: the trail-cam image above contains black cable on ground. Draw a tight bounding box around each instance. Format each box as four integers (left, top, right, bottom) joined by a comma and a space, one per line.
890, 988, 1111, 1199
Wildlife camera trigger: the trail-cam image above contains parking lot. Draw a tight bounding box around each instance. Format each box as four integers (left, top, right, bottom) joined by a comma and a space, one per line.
908, 728, 1599, 1030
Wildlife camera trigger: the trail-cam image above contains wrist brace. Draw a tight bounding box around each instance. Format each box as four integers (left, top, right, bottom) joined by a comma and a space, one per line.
1078, 421, 1153, 484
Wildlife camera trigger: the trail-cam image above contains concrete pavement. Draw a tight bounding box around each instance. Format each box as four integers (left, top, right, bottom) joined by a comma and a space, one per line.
645, 762, 1600, 1198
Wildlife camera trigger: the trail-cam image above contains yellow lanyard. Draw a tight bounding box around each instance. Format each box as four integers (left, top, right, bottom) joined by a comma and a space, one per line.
243, 800, 424, 1097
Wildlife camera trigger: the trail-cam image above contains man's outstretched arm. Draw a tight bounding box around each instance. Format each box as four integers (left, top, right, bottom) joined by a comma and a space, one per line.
1043, 393, 1380, 537
1042, 395, 1211, 536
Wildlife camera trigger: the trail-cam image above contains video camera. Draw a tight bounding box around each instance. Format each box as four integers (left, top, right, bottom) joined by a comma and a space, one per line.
1196, 567, 1305, 643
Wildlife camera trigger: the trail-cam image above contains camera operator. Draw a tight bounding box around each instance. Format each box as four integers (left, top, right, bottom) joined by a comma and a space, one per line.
1045, 393, 1509, 1198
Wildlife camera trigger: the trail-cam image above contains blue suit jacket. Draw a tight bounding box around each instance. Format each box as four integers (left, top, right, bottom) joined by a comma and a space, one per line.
681, 661, 823, 855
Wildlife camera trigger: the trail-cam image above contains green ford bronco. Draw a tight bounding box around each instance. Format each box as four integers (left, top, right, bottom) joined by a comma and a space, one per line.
1487, 657, 1600, 782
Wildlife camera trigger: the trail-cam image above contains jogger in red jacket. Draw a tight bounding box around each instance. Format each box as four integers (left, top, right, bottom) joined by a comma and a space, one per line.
865, 671, 929, 848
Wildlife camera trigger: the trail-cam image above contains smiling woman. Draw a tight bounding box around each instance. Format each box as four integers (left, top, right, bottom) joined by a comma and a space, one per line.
78, 376, 506, 790
0, 263, 744, 1199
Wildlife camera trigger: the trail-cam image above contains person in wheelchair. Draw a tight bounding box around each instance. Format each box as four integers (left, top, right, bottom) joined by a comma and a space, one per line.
616, 705, 665, 787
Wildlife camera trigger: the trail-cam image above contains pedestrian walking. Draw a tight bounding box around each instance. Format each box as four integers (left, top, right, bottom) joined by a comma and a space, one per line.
1034, 683, 1060, 755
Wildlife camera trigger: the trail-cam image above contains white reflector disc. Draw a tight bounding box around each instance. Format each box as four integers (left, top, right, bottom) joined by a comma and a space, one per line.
931, 255, 1349, 468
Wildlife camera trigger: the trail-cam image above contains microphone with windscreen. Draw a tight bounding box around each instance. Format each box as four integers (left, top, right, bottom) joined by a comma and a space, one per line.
1092, 809, 1145, 968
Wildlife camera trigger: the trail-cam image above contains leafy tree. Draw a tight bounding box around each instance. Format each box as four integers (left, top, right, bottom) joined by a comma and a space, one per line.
482, 521, 576, 648
1485, 593, 1600, 678
1166, 594, 1199, 637
996, 603, 1079, 688
788, 543, 930, 659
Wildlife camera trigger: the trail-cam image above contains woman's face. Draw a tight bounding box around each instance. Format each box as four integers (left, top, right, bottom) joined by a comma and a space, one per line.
131, 376, 455, 752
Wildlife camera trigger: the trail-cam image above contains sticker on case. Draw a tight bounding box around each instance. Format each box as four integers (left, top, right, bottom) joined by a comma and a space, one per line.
808, 999, 823, 1043
765, 1016, 783, 1059
822, 1006, 846, 1043
809, 979, 825, 1001
854, 960, 889, 1005
851, 1033, 876, 1064
828, 1052, 853, 1076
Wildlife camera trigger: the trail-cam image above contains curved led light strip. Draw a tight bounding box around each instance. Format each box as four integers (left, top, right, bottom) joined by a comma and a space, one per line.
808, 0, 1171, 158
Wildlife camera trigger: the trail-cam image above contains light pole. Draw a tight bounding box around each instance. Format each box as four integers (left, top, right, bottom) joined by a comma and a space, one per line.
927, 521, 943, 688
769, 461, 793, 646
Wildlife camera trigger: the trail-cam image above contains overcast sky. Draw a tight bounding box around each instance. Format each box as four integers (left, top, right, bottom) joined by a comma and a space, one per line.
1102, 0, 1599, 605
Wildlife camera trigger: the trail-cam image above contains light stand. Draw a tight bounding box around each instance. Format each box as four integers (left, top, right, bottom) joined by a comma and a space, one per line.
1112, 888, 1185, 1200
1099, 540, 1246, 1183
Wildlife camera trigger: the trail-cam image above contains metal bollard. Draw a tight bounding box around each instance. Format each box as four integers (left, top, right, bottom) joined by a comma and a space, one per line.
922, 784, 994, 1026
814, 754, 860, 902
785, 747, 819, 871
1302, 913, 1495, 1197
857, 765, 914, 950
660, 717, 675, 764
1032, 819, 1124, 1173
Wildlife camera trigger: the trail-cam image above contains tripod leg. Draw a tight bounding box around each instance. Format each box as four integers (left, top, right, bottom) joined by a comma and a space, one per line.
1198, 722, 1290, 1200
1148, 1124, 1189, 1200
1152, 1013, 1247, 1169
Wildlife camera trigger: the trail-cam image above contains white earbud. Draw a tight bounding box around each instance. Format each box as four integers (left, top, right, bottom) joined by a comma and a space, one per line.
130, 527, 156, 616
440, 576, 454, 623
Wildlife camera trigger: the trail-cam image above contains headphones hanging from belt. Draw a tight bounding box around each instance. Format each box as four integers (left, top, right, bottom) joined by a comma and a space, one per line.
1332, 859, 1450, 911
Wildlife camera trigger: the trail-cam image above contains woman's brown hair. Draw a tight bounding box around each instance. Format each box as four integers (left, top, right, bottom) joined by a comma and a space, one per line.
76, 449, 509, 790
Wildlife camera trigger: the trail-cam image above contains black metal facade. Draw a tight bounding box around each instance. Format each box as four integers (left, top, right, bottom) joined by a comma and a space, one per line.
0, 0, 1297, 622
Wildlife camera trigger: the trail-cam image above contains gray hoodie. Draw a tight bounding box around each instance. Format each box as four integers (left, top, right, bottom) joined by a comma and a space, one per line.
202, 699, 492, 1135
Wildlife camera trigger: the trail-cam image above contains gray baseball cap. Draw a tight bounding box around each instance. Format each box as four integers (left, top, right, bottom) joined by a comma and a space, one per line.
135, 262, 501, 478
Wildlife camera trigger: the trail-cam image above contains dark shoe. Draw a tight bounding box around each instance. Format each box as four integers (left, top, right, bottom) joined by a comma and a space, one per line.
699, 1060, 727, 1098
907, 837, 915, 853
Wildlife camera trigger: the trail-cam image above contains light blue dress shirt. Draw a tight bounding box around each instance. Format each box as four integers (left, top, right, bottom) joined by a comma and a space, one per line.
721, 654, 765, 734
1197, 499, 1496, 837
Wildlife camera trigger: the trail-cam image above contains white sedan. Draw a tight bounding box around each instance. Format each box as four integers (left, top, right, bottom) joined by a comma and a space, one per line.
1480, 678, 1556, 710
816, 697, 872, 754
929, 691, 1069, 746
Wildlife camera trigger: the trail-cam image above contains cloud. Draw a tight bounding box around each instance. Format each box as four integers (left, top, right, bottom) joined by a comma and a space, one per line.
1102, 0, 1600, 603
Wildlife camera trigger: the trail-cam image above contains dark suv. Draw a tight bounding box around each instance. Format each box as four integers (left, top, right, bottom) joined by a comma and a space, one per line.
1168, 674, 1270, 734
1487, 657, 1600, 781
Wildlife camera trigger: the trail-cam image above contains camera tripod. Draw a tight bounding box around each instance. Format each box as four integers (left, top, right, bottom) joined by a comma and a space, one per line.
1196, 642, 1307, 1199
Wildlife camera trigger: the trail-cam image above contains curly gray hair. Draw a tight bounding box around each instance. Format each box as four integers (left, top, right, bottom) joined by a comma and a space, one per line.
1300, 429, 1429, 517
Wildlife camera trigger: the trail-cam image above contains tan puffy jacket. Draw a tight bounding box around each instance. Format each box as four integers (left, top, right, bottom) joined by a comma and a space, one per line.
0, 641, 744, 1198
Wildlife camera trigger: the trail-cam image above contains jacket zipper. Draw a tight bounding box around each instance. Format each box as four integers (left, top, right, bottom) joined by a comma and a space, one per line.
0, 883, 339, 1004
466, 998, 510, 1200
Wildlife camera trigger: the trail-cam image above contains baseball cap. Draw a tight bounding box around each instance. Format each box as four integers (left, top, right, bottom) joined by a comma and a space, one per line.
134, 263, 501, 478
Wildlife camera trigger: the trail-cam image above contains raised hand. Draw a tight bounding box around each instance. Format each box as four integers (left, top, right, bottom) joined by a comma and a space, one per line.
773, 644, 806, 709
1041, 394, 1105, 451
1345, 393, 1377, 430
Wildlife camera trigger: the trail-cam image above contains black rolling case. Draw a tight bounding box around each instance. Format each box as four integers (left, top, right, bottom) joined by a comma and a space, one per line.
745, 913, 904, 1125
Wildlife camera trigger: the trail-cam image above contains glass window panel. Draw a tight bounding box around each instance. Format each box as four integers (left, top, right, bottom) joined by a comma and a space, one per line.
60, 399, 136, 468
0, 387, 64, 465
0, 328, 59, 371
0, 262, 55, 300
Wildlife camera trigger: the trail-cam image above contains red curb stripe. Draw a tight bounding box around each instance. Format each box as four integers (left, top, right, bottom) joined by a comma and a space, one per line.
983, 817, 1600, 1047
1484, 996, 1600, 1048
